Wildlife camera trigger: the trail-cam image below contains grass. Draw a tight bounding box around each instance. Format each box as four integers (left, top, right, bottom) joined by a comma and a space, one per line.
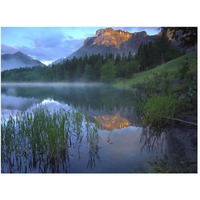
148, 158, 193, 173
138, 92, 184, 127
1, 107, 99, 173
113, 51, 197, 90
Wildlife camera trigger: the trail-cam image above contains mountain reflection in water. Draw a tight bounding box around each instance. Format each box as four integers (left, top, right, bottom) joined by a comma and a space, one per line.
94, 112, 131, 130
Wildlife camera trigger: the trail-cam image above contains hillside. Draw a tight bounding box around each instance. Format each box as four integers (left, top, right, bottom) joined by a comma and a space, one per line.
113, 51, 197, 90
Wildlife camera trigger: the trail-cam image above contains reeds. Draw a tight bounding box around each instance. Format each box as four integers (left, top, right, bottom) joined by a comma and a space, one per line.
1, 107, 99, 173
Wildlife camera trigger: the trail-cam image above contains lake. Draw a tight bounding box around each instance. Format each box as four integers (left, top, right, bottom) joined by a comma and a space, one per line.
1, 83, 196, 173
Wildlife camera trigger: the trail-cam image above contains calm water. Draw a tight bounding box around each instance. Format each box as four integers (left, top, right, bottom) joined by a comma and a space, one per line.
1, 83, 195, 173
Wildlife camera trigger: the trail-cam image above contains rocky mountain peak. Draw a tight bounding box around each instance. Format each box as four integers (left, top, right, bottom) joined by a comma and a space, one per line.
133, 31, 147, 37
83, 28, 132, 49
14, 51, 24, 55
95, 28, 114, 36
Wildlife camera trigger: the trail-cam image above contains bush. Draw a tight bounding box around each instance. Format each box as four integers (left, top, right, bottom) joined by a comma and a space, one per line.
100, 59, 116, 83
179, 58, 190, 80
139, 92, 183, 127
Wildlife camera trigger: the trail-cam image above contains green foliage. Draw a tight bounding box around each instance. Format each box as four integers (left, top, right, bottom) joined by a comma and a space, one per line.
124, 60, 140, 78
132, 52, 197, 128
178, 58, 190, 80
116, 60, 126, 77
148, 158, 192, 173
100, 59, 116, 83
187, 79, 197, 100
113, 51, 197, 90
139, 92, 183, 127
83, 64, 93, 81
2, 52, 139, 83
64, 71, 70, 81
115, 60, 140, 78
93, 60, 102, 80
135, 31, 181, 71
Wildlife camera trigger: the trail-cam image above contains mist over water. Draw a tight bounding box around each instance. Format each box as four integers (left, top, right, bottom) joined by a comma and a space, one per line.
1, 82, 103, 87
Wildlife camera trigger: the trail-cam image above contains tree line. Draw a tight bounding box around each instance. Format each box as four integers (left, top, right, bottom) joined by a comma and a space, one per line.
2, 31, 182, 83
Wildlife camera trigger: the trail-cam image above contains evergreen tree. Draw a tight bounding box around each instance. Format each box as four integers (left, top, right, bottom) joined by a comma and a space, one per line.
84, 64, 93, 81
127, 51, 133, 61
93, 60, 102, 80
100, 59, 116, 83
115, 53, 121, 64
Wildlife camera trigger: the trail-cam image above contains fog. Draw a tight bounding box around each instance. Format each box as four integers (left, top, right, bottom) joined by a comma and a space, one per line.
1, 82, 103, 87
1, 58, 36, 71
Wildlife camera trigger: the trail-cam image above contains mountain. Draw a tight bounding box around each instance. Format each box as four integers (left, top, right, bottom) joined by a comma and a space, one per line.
1, 51, 45, 71
52, 28, 157, 65
49, 57, 66, 66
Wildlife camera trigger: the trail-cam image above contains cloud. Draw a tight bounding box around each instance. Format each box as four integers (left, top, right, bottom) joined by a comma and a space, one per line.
33, 34, 66, 48
113, 27, 161, 35
67, 35, 74, 40
1, 44, 19, 54
1, 37, 85, 61
84, 33, 94, 37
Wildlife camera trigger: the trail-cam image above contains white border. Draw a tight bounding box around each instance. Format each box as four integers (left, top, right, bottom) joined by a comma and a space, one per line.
0, 0, 199, 200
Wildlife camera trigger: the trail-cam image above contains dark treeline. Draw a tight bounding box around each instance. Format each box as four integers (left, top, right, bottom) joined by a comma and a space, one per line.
2, 31, 181, 83
135, 30, 181, 71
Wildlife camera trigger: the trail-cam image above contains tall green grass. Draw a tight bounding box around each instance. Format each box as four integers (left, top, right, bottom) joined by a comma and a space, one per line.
1, 107, 99, 173
138, 92, 184, 127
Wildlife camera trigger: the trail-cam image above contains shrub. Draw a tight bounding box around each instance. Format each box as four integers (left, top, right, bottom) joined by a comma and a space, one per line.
179, 58, 190, 80
139, 92, 183, 127
100, 59, 116, 83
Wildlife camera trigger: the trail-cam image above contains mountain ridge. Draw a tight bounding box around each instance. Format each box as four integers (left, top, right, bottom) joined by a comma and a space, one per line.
1, 51, 45, 71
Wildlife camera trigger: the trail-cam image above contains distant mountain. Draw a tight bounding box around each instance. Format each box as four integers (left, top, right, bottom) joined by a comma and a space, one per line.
1, 51, 45, 71
52, 28, 157, 65
50, 57, 66, 66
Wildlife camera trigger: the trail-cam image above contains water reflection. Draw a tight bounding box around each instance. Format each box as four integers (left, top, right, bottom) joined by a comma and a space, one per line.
1, 84, 140, 127
1, 94, 41, 111
1, 84, 137, 111
1, 84, 169, 173
139, 127, 166, 153
94, 112, 131, 130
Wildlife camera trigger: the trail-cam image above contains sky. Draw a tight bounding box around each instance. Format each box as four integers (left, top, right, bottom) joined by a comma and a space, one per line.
1, 27, 161, 65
